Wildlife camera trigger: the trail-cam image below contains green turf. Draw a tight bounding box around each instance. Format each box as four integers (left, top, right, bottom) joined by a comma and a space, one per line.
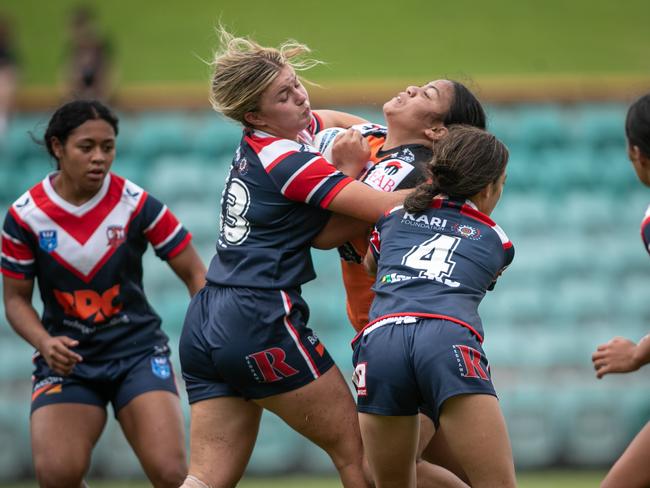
2, 0, 650, 86
0, 470, 608, 487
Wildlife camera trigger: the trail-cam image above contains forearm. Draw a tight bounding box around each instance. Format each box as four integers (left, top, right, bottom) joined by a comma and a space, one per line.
312, 215, 370, 249
5, 296, 50, 351
316, 109, 368, 129
168, 244, 207, 297
328, 182, 406, 223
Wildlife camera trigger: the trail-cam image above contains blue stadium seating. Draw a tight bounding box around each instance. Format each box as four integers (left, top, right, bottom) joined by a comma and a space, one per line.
0, 397, 32, 480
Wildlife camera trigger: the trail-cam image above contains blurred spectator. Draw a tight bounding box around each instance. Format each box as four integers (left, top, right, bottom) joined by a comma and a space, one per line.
0, 14, 19, 140
65, 6, 113, 101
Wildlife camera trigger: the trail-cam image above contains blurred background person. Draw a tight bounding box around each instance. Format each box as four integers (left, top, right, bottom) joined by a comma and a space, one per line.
0, 13, 19, 140
592, 93, 650, 488
64, 5, 113, 101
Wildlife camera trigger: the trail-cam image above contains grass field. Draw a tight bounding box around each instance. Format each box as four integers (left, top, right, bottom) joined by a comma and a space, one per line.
3, 0, 650, 87
0, 470, 608, 488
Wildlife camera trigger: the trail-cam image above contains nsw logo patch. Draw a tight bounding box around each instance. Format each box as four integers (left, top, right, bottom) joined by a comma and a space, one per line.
151, 356, 171, 379
38, 230, 58, 252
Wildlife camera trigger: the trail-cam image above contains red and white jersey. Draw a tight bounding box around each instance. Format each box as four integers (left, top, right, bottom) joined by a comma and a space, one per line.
1, 172, 192, 360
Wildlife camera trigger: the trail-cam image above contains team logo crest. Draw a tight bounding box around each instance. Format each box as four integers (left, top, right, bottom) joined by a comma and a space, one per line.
151, 356, 171, 379
452, 223, 482, 240
106, 225, 126, 248
383, 161, 402, 175
399, 148, 415, 163
237, 157, 249, 175
38, 230, 58, 252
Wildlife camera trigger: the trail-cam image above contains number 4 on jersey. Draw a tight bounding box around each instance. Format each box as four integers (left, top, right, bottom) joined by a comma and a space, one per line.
402, 234, 461, 285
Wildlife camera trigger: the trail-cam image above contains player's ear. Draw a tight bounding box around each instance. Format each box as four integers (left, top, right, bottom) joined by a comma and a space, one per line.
629, 144, 650, 168
51, 137, 64, 160
244, 111, 264, 127
425, 124, 448, 143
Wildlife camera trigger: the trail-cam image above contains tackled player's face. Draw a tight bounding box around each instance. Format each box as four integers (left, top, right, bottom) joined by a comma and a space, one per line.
383, 79, 454, 129
247, 65, 311, 140
52, 119, 115, 195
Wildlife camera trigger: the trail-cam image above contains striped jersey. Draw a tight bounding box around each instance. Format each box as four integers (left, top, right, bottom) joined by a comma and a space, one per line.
365, 198, 514, 343
1, 172, 191, 360
206, 113, 354, 288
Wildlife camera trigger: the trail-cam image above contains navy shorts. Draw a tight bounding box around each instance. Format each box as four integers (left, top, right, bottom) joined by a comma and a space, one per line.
31, 345, 178, 416
352, 317, 496, 426
179, 285, 335, 403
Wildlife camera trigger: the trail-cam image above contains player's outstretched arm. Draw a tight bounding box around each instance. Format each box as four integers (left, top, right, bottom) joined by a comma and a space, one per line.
592, 335, 650, 378
167, 243, 207, 297
312, 215, 370, 250
315, 109, 368, 129
3, 276, 82, 375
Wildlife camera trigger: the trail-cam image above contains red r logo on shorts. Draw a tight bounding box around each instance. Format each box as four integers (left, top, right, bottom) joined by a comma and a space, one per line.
247, 347, 299, 383
453, 345, 489, 380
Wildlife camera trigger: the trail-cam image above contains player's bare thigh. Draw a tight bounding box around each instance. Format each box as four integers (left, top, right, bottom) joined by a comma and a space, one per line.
439, 394, 516, 488
117, 390, 187, 487
256, 366, 369, 488
31, 403, 106, 486
601, 422, 650, 488
182, 396, 263, 488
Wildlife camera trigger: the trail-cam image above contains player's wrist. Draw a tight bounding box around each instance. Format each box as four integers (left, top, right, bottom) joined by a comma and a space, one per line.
631, 344, 647, 370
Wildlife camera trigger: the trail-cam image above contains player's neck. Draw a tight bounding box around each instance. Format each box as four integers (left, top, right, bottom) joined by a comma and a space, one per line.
383, 128, 431, 152
51, 173, 99, 206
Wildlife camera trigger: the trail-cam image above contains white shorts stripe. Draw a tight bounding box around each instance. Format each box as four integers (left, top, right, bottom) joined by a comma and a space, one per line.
280, 290, 319, 379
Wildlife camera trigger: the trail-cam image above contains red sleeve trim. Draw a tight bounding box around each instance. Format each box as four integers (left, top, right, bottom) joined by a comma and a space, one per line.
320, 177, 355, 209
145, 209, 181, 247
1, 268, 27, 280
166, 233, 192, 260
2, 236, 34, 260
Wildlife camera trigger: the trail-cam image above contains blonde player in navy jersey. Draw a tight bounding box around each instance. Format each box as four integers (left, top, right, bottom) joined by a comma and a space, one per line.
592, 93, 650, 488
1, 100, 207, 487
178, 28, 409, 488
352, 125, 516, 488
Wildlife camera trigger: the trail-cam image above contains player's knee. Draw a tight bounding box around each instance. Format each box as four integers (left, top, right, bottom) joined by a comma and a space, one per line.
34, 459, 85, 488
147, 461, 187, 488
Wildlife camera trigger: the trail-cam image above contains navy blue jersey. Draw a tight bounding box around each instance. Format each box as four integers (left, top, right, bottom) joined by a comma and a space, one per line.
365, 198, 514, 343
337, 127, 434, 331
206, 113, 354, 288
1, 173, 191, 361
642, 204, 650, 255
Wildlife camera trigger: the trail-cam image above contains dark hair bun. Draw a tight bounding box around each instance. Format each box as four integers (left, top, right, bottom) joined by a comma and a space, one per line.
430, 164, 460, 188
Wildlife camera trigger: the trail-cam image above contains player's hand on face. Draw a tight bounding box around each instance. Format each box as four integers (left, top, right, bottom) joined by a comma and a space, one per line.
331, 129, 371, 178
592, 336, 638, 378
39, 336, 83, 376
